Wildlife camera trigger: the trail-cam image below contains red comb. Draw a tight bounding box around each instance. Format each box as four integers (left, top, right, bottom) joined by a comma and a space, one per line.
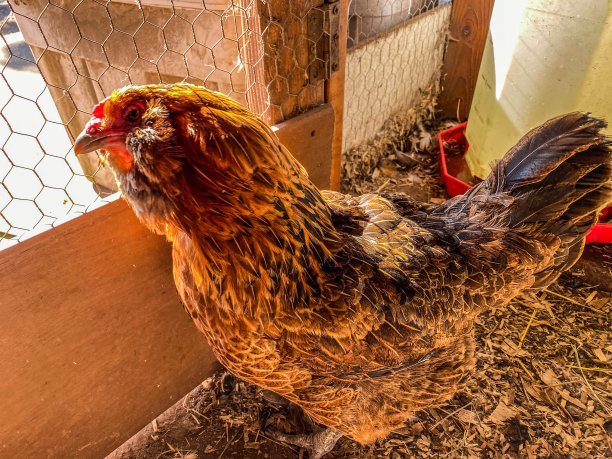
86, 97, 109, 134
92, 97, 108, 118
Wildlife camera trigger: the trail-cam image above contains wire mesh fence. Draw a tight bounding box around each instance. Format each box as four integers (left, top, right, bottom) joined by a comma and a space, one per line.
0, 0, 452, 250
347, 0, 447, 48
0, 0, 334, 249
343, 0, 451, 153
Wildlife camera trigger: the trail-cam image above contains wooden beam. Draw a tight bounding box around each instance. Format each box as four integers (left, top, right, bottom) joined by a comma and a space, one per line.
0, 106, 333, 458
438, 0, 495, 121
325, 0, 348, 191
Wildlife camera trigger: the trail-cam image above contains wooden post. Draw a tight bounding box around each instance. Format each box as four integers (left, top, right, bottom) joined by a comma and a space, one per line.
240, 0, 329, 125
325, 0, 348, 191
438, 0, 495, 121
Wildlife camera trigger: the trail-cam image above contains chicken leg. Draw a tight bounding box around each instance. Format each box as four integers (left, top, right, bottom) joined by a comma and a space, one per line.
267, 426, 343, 459
262, 390, 343, 458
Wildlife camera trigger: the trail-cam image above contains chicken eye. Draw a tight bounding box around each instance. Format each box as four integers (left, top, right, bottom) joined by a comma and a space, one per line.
124, 106, 142, 123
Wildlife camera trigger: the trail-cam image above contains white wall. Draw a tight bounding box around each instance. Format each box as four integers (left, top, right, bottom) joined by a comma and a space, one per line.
466, 0, 612, 178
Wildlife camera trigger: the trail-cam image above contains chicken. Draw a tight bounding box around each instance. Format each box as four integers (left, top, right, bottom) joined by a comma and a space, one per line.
74, 84, 612, 458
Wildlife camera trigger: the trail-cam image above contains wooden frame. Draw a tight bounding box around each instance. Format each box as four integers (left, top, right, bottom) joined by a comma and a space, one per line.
0, 105, 335, 458
438, 0, 495, 121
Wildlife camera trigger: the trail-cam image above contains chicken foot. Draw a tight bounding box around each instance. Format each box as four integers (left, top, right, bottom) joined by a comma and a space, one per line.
267, 426, 343, 459
262, 390, 343, 457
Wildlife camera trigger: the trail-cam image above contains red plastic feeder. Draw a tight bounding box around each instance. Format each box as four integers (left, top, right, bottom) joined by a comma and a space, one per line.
438, 122, 611, 244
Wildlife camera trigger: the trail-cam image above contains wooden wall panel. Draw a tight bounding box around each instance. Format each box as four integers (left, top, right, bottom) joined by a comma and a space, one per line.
438, 0, 495, 121
275, 103, 335, 189
0, 199, 219, 458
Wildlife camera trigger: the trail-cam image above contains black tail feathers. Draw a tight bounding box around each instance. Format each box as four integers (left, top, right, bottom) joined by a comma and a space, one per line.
488, 112, 611, 283
492, 112, 611, 231
437, 112, 612, 288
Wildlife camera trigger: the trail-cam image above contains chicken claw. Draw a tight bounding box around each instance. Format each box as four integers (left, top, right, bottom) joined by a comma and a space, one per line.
267, 426, 343, 459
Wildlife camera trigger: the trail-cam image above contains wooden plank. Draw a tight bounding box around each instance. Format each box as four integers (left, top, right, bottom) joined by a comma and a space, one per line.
325, 0, 348, 191
438, 0, 495, 121
274, 103, 334, 189
0, 108, 332, 458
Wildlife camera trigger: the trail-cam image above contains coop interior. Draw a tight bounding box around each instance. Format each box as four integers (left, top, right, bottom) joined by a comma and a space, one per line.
0, 0, 610, 458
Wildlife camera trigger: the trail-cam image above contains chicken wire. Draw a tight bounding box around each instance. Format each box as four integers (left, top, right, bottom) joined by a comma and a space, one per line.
0, 0, 334, 250
0, 0, 452, 250
343, 0, 452, 153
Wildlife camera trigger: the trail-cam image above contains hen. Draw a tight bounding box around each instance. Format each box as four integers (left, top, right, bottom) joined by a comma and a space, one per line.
74, 84, 612, 458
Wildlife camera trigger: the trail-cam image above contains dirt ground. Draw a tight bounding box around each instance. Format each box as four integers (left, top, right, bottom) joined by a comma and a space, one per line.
109, 114, 612, 459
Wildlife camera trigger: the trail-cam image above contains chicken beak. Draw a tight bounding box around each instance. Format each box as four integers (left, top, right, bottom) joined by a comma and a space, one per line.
74, 129, 126, 156
74, 130, 99, 156
74, 127, 133, 170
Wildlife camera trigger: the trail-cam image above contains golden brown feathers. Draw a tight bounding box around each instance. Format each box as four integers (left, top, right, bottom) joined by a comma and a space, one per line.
77, 86, 612, 447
